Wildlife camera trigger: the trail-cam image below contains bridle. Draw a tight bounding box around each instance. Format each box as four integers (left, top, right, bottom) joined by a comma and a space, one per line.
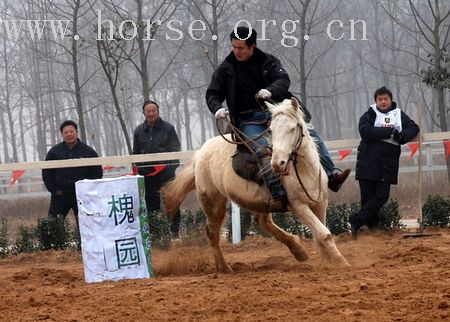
271, 112, 322, 203
216, 97, 322, 203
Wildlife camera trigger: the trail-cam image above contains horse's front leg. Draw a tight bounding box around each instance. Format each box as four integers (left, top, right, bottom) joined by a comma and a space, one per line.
290, 201, 349, 267
255, 212, 309, 262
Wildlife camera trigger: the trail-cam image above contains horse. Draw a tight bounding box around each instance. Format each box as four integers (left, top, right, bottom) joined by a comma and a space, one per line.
162, 97, 349, 272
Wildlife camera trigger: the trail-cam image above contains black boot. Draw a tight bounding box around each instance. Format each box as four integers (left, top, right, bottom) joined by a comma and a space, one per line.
349, 213, 364, 239
328, 168, 351, 192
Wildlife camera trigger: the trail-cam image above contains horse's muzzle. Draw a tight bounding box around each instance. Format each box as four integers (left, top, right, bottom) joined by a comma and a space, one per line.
272, 159, 289, 175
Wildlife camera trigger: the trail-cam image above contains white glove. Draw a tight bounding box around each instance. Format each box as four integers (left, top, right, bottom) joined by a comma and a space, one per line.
214, 107, 228, 119
256, 89, 271, 99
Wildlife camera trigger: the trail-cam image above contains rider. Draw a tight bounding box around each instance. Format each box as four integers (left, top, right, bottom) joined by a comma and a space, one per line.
205, 26, 350, 212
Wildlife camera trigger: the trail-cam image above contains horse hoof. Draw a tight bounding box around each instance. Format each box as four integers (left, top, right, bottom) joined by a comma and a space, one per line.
217, 265, 233, 274
290, 247, 309, 262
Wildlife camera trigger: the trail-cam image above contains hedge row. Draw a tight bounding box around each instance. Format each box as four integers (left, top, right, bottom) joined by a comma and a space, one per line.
0, 195, 448, 257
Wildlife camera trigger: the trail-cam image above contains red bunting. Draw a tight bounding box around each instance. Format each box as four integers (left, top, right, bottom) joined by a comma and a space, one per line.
407, 143, 420, 159
444, 140, 450, 160
146, 165, 167, 176
10, 170, 25, 186
337, 149, 352, 161
125, 165, 167, 176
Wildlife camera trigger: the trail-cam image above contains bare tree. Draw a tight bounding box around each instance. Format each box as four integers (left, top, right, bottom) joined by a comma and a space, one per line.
96, 27, 133, 153
378, 0, 450, 185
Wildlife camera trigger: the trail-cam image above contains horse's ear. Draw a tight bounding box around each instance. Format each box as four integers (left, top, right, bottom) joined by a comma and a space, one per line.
291, 97, 299, 110
265, 101, 277, 111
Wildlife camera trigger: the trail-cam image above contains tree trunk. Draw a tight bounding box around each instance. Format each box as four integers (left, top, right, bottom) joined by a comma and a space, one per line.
110, 83, 132, 154
31, 46, 46, 160
2, 38, 18, 162
372, 0, 390, 86
97, 41, 132, 153
19, 94, 27, 162
431, 1, 450, 187
0, 107, 9, 163
136, 0, 150, 101
298, 0, 310, 106
72, 0, 87, 142
183, 91, 193, 150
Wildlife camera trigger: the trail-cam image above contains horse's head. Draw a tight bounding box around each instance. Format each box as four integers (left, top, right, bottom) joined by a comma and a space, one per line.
267, 97, 305, 175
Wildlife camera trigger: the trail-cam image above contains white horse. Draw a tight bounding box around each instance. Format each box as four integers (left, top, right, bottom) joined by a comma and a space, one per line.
162, 98, 349, 272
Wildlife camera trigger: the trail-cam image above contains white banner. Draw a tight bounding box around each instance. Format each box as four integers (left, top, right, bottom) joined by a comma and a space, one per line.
76, 175, 153, 283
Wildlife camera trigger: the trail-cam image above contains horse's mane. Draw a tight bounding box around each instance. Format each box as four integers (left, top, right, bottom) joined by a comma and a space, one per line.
269, 98, 318, 149
269, 99, 310, 130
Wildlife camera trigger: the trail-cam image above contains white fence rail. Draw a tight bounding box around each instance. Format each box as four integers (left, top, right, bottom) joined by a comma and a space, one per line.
0, 132, 448, 201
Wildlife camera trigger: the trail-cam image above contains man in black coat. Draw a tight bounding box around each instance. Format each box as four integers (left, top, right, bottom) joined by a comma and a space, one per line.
350, 86, 420, 238
42, 120, 103, 227
206, 26, 350, 212
133, 100, 181, 239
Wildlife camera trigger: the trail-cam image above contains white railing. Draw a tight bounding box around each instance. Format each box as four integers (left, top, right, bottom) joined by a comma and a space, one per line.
0, 131, 448, 200
1, 132, 448, 171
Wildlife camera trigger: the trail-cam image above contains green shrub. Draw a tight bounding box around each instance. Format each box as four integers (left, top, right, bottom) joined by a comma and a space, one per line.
180, 209, 208, 245
14, 225, 37, 253
147, 210, 171, 250
226, 208, 253, 242
273, 212, 313, 239
422, 195, 450, 228
326, 203, 352, 235
35, 216, 71, 250
0, 218, 8, 257
326, 199, 404, 235
226, 210, 313, 241
70, 226, 81, 251
379, 199, 405, 231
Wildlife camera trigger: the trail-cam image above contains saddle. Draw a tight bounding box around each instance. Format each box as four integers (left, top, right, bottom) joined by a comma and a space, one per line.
231, 145, 264, 185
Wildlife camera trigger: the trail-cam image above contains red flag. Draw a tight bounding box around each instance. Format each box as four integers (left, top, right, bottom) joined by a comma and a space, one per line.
102, 165, 114, 171
146, 165, 167, 176
125, 165, 167, 176
121, 165, 139, 176
337, 149, 351, 161
444, 140, 450, 160
407, 143, 420, 159
10, 170, 25, 186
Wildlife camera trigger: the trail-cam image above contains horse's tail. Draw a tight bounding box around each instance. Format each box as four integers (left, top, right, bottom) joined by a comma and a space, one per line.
161, 154, 196, 218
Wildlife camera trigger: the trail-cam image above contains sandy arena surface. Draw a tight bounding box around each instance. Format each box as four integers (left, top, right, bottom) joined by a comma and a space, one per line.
1, 229, 450, 321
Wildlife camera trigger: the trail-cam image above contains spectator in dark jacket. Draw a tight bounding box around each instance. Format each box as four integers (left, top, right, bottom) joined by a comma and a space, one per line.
132, 100, 182, 239
42, 120, 103, 228
350, 87, 420, 238
206, 26, 350, 212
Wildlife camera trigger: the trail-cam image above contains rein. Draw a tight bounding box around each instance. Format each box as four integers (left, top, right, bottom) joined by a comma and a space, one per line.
216, 117, 269, 146
215, 94, 276, 151
215, 117, 269, 164
281, 118, 322, 203
289, 151, 322, 203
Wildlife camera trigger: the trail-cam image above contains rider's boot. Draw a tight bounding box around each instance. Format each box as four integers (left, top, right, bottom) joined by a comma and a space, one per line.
258, 155, 288, 213
328, 168, 351, 192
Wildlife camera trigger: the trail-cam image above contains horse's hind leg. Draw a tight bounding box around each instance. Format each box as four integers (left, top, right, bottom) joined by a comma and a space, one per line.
255, 213, 308, 262
198, 191, 232, 273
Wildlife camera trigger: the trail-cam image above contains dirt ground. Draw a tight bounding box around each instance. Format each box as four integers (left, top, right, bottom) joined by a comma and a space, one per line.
1, 229, 450, 322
